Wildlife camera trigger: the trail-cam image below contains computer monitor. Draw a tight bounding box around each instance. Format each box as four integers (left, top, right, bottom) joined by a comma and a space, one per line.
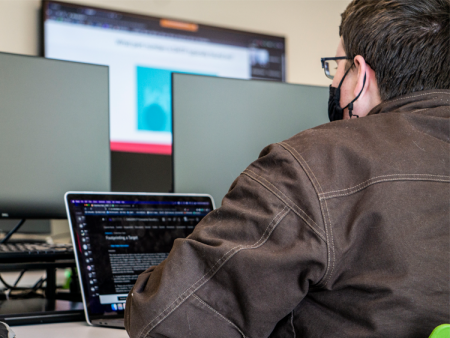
0, 52, 110, 220
41, 0, 286, 192
172, 74, 329, 206
0, 219, 51, 236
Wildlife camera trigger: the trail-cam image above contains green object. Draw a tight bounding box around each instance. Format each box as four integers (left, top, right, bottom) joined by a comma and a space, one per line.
429, 324, 450, 338
62, 268, 72, 289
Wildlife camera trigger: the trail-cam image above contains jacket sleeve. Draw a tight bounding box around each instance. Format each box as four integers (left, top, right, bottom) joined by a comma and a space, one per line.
124, 143, 329, 338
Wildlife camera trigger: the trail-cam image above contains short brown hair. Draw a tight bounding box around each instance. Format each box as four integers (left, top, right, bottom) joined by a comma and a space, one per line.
340, 0, 450, 101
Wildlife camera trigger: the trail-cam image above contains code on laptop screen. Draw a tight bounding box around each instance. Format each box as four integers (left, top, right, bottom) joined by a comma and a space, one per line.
66, 193, 214, 318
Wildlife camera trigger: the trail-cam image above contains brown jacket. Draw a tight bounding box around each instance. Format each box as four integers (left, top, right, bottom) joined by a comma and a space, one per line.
125, 90, 450, 337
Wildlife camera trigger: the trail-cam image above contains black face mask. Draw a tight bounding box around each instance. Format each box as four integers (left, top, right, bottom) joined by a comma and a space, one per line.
328, 64, 366, 122
328, 85, 343, 122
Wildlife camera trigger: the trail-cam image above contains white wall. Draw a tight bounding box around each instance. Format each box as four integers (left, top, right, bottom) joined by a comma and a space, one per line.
0, 0, 351, 86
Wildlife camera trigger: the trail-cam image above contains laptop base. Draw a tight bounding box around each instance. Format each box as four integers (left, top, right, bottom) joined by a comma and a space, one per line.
92, 318, 125, 329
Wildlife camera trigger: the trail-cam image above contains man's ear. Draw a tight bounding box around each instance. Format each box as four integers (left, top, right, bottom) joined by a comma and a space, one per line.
352, 55, 381, 118
353, 55, 369, 98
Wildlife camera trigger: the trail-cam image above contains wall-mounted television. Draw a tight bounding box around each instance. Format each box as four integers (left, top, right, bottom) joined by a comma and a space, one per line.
42, 0, 286, 192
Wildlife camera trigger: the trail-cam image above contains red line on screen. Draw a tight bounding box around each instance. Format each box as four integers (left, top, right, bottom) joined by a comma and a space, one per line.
76, 233, 82, 253
110, 141, 172, 155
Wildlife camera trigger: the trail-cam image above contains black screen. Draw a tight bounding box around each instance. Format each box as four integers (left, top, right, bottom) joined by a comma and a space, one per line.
66, 192, 214, 319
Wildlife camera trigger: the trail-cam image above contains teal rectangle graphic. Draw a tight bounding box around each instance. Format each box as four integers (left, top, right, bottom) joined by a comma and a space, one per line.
137, 67, 172, 132
137, 67, 215, 133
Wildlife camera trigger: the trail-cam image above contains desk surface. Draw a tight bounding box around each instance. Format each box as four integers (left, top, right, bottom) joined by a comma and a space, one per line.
12, 322, 129, 337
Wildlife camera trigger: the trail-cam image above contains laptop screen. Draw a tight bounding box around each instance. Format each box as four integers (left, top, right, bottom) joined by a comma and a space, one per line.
65, 192, 214, 321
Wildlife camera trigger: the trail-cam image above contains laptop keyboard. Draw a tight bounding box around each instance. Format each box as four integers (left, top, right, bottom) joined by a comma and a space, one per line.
0, 242, 74, 261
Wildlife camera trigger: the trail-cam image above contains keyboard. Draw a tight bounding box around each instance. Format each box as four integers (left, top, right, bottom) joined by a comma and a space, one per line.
0, 242, 74, 261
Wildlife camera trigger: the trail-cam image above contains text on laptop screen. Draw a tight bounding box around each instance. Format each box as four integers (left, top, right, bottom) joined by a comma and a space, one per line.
66, 193, 214, 318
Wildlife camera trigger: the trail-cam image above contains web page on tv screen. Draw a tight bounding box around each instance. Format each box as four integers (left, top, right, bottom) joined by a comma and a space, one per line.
43, 2, 285, 155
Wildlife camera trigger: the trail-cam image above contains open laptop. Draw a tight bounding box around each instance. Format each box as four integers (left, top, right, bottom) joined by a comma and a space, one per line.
65, 191, 215, 328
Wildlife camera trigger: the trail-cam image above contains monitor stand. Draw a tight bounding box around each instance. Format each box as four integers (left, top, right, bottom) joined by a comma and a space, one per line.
0, 227, 83, 326
0, 298, 84, 325
0, 219, 26, 244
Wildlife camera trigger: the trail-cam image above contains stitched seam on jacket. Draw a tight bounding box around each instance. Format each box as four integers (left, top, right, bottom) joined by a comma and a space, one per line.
291, 311, 296, 338
320, 177, 450, 200
191, 293, 247, 338
244, 169, 318, 228
139, 206, 290, 338
404, 111, 450, 145
408, 108, 428, 113
319, 174, 450, 197
278, 143, 321, 193
386, 91, 450, 104
243, 169, 325, 241
278, 142, 336, 288
320, 198, 335, 287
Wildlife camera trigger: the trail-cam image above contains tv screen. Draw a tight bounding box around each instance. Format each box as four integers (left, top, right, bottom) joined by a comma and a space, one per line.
42, 0, 286, 192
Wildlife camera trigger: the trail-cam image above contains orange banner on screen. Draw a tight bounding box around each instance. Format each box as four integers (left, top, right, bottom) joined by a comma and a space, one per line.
110, 142, 172, 155
160, 19, 198, 32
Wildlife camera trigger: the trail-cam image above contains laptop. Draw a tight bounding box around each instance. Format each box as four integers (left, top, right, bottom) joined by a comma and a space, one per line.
65, 191, 215, 328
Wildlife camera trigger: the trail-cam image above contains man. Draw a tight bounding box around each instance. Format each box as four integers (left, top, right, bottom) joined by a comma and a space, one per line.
125, 0, 450, 336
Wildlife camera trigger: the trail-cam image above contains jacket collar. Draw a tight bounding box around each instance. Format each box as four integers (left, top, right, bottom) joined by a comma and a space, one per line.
367, 89, 450, 116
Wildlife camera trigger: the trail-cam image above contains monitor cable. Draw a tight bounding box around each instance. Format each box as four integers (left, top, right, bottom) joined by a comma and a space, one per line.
0, 270, 27, 291
0, 219, 49, 299
0, 272, 47, 300
0, 219, 26, 244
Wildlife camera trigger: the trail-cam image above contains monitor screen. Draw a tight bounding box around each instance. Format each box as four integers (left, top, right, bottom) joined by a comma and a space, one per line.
65, 192, 214, 321
172, 74, 328, 205
42, 0, 286, 192
0, 219, 51, 235
0, 52, 110, 219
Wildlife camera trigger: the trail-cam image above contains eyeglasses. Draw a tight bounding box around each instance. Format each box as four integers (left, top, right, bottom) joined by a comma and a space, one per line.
321, 57, 352, 79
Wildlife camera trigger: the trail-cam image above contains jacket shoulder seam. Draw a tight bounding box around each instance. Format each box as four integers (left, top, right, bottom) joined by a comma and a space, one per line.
243, 169, 326, 242
138, 206, 290, 337
404, 111, 450, 145
278, 141, 336, 288
385, 91, 450, 104
319, 175, 450, 200
291, 311, 297, 338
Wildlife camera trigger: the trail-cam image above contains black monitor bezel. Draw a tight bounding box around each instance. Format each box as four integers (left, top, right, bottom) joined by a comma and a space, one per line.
40, 0, 286, 57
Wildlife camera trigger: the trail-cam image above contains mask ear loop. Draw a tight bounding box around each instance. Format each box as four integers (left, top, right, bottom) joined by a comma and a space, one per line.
346, 73, 366, 118
334, 62, 354, 112
336, 61, 367, 119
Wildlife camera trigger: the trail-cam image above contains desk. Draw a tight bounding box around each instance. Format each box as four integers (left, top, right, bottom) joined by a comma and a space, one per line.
12, 322, 129, 337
